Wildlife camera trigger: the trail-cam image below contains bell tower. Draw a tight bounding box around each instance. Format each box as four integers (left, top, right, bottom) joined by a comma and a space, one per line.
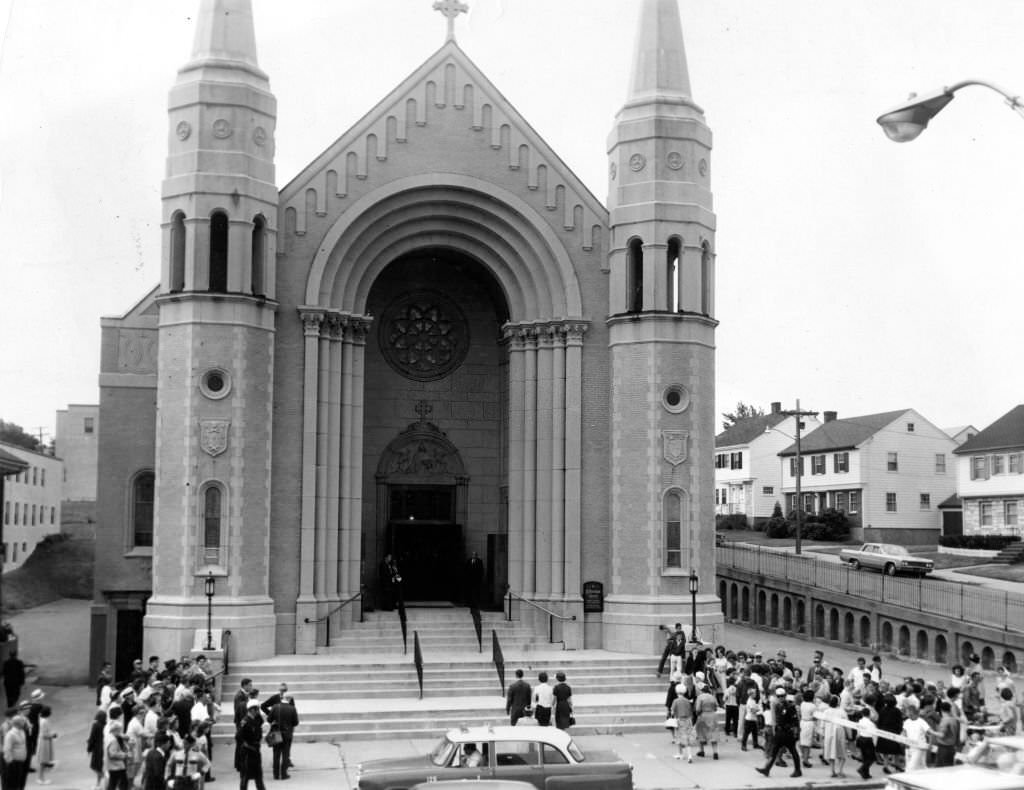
146, 0, 279, 660
604, 0, 722, 649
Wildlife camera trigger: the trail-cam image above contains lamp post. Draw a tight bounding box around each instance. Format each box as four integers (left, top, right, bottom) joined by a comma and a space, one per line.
688, 568, 699, 644
777, 400, 819, 556
877, 80, 1024, 142
204, 572, 215, 651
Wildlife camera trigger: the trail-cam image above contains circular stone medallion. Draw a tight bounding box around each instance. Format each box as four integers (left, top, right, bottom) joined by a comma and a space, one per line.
212, 119, 233, 139
176, 121, 192, 141
666, 151, 684, 171
253, 126, 267, 147
629, 153, 647, 172
699, 158, 708, 177
379, 291, 470, 381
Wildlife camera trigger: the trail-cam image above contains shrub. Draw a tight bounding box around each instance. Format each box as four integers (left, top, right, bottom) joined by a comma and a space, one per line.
716, 513, 749, 531
765, 502, 790, 538
939, 534, 1021, 550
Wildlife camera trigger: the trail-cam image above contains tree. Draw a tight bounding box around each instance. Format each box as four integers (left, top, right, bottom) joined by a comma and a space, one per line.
0, 420, 42, 452
721, 401, 766, 430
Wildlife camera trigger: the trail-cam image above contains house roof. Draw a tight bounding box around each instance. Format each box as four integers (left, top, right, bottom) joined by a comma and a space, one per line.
937, 494, 962, 510
715, 412, 789, 448
778, 409, 908, 457
0, 446, 29, 476
953, 405, 1024, 455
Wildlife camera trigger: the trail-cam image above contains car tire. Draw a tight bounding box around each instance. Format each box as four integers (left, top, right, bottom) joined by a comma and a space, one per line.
884, 563, 896, 576
850, 559, 860, 570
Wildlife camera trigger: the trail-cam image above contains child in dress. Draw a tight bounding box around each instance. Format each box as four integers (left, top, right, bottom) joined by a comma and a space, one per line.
36, 704, 57, 785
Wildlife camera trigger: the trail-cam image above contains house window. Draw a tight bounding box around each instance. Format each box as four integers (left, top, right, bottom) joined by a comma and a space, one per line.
907, 422, 915, 432
84, 417, 95, 434
730, 452, 743, 470
920, 493, 930, 510
887, 452, 898, 472
1006, 501, 1018, 527
715, 453, 726, 469
971, 456, 989, 480
802, 493, 815, 513
131, 472, 155, 548
12, 504, 18, 525
886, 492, 897, 512
833, 452, 849, 473
30, 505, 36, 525
849, 491, 860, 514
40, 469, 45, 487
32, 467, 37, 485
811, 455, 826, 475
1010, 454, 1022, 475
992, 455, 1005, 475
789, 457, 805, 477
980, 502, 993, 526
50, 507, 55, 524
664, 489, 688, 569
935, 454, 946, 474
2, 502, 7, 525
762, 486, 774, 496
836, 492, 848, 512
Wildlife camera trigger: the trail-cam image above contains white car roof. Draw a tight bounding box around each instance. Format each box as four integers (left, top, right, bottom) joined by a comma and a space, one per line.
887, 765, 1024, 790
445, 726, 573, 749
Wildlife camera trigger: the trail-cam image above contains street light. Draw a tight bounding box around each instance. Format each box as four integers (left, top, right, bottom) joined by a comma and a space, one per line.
877, 80, 1024, 142
204, 572, 215, 650
688, 568, 699, 644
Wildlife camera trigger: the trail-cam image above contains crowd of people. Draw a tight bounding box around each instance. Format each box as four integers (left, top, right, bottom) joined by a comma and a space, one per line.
505, 668, 574, 730
655, 624, 1024, 780
74, 655, 297, 790
0, 687, 56, 790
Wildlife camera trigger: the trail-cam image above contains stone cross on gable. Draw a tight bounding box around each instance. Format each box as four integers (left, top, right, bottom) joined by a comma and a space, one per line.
433, 0, 469, 42
414, 400, 433, 421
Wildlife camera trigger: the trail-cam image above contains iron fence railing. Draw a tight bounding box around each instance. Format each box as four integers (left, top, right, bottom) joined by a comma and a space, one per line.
718, 543, 1024, 634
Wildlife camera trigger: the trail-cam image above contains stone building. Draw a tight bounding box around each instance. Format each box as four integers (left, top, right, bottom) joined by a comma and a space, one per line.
91, 0, 722, 673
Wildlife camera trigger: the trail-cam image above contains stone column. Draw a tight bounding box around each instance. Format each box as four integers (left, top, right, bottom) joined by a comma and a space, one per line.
295, 308, 324, 653
315, 324, 331, 606
550, 327, 566, 596
562, 323, 586, 601
505, 329, 526, 594
534, 327, 554, 596
344, 319, 371, 609
325, 315, 343, 607
521, 327, 538, 595
339, 319, 355, 599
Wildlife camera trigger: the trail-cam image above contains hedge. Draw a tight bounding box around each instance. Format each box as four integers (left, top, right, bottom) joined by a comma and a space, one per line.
939, 534, 1021, 550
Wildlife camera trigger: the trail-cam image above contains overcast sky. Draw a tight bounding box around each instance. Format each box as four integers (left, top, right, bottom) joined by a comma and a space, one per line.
2, 0, 1023, 444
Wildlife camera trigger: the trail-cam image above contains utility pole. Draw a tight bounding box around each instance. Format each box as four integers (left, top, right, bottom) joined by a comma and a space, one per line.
780, 400, 819, 555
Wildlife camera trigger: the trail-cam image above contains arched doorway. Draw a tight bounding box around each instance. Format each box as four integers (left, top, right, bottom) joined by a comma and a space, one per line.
367, 250, 508, 607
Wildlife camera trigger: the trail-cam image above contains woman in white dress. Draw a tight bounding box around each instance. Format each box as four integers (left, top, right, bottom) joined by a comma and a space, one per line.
820, 695, 848, 778
670, 692, 696, 763
797, 689, 817, 769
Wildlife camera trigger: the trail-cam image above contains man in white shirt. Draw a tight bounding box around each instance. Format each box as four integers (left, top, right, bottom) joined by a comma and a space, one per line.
847, 657, 868, 691
533, 672, 555, 727
900, 705, 932, 772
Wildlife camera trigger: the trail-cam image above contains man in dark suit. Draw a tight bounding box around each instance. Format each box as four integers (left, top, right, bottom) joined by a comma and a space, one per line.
233, 678, 254, 726
267, 695, 299, 780
2, 650, 26, 709
506, 669, 532, 726
260, 683, 290, 717
142, 732, 173, 790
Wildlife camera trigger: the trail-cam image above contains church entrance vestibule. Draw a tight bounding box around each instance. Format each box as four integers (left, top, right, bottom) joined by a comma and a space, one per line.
386, 485, 462, 602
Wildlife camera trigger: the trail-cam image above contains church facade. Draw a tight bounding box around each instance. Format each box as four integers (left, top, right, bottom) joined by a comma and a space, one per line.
90, 0, 723, 674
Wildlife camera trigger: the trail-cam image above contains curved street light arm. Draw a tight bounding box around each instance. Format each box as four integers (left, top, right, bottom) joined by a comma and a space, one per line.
944, 79, 1024, 118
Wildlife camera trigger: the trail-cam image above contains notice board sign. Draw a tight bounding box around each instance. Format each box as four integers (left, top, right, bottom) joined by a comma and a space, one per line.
582, 581, 604, 613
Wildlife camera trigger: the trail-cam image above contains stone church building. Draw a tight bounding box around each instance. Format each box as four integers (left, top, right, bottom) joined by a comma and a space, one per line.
91, 0, 722, 674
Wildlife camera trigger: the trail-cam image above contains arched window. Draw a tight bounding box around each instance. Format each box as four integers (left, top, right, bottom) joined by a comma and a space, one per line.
667, 237, 681, 312
131, 471, 155, 548
209, 211, 229, 293
251, 214, 266, 296
170, 211, 186, 292
203, 484, 224, 566
663, 488, 690, 569
197, 481, 226, 569
627, 238, 644, 312
700, 241, 713, 315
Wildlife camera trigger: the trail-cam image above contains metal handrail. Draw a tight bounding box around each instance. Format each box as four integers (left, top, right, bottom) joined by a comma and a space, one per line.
303, 586, 365, 646
505, 588, 576, 646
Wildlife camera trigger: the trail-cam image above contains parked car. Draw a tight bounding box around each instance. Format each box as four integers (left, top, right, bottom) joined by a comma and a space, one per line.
885, 734, 1024, 789
839, 543, 934, 576
357, 725, 633, 790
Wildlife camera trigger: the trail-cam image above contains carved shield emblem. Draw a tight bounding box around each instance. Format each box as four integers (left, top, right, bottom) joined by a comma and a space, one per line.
663, 430, 689, 466
200, 420, 230, 457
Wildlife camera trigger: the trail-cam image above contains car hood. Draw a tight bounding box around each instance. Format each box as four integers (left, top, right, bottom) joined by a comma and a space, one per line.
359, 755, 435, 774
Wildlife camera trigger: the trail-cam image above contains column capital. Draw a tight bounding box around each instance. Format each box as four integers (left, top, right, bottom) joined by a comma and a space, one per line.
298, 307, 325, 337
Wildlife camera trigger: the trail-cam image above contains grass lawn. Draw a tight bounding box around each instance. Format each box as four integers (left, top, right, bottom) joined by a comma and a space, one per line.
1, 533, 93, 615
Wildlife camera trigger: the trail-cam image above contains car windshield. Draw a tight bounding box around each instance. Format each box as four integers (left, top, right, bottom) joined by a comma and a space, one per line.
429, 736, 457, 767
881, 545, 909, 556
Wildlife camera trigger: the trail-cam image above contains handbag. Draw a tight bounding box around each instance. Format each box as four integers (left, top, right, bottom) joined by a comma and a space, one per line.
664, 716, 679, 729
265, 729, 283, 747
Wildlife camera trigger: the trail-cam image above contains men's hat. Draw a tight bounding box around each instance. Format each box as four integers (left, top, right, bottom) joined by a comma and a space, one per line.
29, 689, 44, 702
775, 687, 786, 696
776, 650, 786, 658
246, 699, 261, 709
786, 694, 796, 702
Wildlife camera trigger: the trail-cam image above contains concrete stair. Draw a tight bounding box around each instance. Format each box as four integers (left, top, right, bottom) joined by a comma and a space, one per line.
992, 541, 1024, 564
214, 609, 671, 742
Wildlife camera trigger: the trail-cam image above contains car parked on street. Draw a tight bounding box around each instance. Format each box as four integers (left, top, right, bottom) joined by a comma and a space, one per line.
357, 725, 633, 790
839, 542, 934, 576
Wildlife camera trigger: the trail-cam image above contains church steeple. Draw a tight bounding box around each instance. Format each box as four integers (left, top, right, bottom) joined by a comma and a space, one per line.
625, 0, 692, 106
603, 0, 722, 652
184, 0, 264, 76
